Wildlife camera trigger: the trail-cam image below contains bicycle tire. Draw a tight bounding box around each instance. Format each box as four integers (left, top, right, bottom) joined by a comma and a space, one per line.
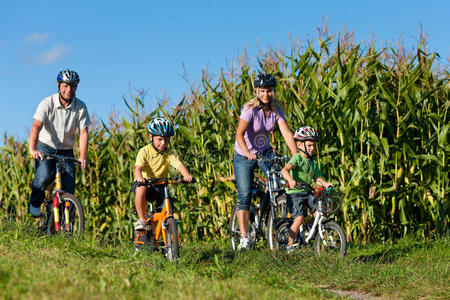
47, 193, 85, 236
314, 222, 347, 257
164, 217, 179, 260
267, 195, 290, 251
229, 205, 257, 251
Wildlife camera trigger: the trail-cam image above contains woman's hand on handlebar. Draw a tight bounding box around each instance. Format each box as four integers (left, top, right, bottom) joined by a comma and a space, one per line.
245, 152, 257, 161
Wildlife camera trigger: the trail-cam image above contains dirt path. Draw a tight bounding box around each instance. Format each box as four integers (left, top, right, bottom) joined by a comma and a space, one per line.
326, 288, 386, 299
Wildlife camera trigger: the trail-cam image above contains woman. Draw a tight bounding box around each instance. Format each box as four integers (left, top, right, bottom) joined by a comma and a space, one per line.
234, 73, 297, 250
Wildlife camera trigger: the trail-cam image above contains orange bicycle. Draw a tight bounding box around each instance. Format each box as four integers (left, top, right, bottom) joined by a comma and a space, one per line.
132, 177, 195, 260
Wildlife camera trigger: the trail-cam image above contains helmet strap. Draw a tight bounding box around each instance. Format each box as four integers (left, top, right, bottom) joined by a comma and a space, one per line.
58, 84, 74, 104
150, 136, 167, 154
257, 97, 271, 110
300, 141, 314, 160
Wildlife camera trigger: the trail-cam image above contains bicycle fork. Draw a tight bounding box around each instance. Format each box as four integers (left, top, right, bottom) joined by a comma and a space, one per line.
52, 193, 72, 232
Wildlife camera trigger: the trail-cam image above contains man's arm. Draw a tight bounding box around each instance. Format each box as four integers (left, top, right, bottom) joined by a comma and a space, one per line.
79, 128, 89, 170
29, 119, 44, 160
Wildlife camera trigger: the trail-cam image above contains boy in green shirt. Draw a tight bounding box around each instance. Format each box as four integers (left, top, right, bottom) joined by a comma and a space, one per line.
281, 126, 332, 252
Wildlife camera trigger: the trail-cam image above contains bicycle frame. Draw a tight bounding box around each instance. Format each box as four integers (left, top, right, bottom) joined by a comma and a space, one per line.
40, 155, 80, 233
258, 156, 289, 217
134, 178, 192, 251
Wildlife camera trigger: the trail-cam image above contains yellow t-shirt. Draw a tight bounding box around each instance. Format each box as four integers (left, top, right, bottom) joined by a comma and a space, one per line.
135, 144, 182, 179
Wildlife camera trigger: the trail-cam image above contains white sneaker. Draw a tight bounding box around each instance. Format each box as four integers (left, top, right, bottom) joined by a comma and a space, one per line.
135, 219, 147, 231
286, 244, 297, 253
238, 237, 249, 251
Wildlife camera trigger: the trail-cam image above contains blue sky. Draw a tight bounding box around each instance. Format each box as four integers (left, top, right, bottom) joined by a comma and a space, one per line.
1, 0, 449, 143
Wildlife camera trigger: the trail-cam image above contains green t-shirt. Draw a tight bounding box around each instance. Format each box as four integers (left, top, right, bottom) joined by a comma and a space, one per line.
286, 153, 322, 194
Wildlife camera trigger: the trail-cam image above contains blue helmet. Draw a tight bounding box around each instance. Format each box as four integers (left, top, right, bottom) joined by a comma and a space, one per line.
57, 69, 80, 84
147, 118, 174, 137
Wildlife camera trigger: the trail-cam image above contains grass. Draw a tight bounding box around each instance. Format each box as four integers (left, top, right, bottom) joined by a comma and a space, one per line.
0, 217, 448, 299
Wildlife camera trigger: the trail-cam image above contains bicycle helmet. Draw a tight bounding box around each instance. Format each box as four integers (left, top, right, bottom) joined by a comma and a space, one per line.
253, 73, 276, 88
147, 118, 175, 137
57, 69, 80, 84
294, 126, 320, 142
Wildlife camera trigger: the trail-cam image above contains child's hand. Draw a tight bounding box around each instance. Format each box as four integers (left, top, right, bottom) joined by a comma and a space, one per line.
183, 175, 193, 182
288, 179, 297, 189
325, 182, 333, 189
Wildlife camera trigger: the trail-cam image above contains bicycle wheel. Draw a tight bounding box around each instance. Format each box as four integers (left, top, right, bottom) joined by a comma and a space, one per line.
47, 193, 85, 236
229, 205, 257, 251
164, 217, 179, 260
314, 222, 346, 257
267, 212, 291, 251
267, 195, 290, 251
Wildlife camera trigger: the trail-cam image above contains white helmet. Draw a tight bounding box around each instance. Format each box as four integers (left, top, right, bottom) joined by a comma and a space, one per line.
294, 126, 320, 142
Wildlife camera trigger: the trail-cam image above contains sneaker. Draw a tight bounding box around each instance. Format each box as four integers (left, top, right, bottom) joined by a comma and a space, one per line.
30, 204, 42, 218
238, 237, 249, 251
135, 219, 147, 231
286, 244, 297, 253
304, 224, 312, 237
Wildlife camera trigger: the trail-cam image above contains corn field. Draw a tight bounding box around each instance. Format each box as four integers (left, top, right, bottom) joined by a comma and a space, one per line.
1, 31, 448, 243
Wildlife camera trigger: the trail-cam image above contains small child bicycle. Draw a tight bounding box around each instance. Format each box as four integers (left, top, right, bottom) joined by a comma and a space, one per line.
132, 177, 195, 261
280, 182, 347, 256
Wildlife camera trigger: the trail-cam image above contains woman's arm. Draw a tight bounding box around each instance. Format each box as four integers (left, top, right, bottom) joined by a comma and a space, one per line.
236, 119, 256, 160
278, 120, 298, 155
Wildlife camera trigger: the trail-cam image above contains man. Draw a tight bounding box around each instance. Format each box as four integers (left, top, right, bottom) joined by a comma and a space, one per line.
29, 69, 90, 217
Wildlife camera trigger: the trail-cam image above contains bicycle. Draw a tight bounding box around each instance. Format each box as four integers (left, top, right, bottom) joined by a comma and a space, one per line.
280, 182, 347, 257
229, 155, 290, 251
132, 177, 195, 261
37, 154, 85, 236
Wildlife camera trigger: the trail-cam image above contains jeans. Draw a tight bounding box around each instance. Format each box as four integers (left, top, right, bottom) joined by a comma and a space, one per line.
233, 148, 274, 211
29, 142, 76, 207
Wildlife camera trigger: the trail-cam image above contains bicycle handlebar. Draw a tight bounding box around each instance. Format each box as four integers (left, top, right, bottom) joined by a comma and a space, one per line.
45, 154, 81, 165
256, 155, 290, 164
286, 181, 334, 192
137, 177, 196, 187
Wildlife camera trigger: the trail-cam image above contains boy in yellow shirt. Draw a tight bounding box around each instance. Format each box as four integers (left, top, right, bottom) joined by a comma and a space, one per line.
133, 117, 192, 230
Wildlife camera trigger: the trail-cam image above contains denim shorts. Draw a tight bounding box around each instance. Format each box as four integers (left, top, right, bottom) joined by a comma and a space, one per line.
233, 148, 274, 211
132, 181, 171, 211
286, 192, 317, 218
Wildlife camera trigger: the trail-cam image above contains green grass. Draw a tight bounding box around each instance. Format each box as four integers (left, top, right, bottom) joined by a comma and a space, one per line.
0, 218, 448, 299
